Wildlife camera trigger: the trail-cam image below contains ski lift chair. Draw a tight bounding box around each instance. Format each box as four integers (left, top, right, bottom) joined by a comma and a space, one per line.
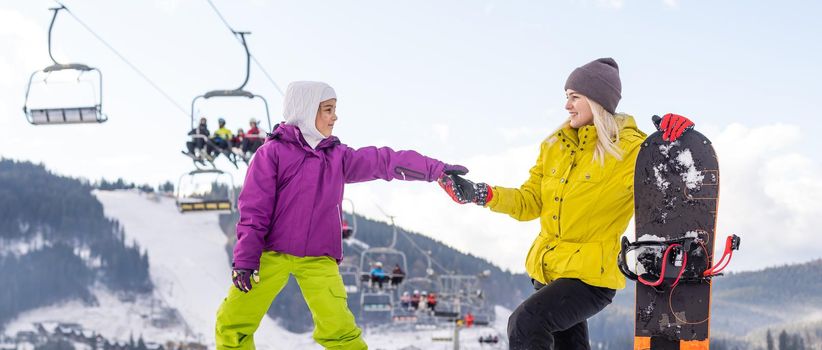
473, 312, 492, 326
359, 292, 393, 324
175, 169, 235, 213
187, 31, 271, 170
432, 301, 459, 320
23, 6, 107, 125
360, 247, 408, 291
339, 263, 360, 294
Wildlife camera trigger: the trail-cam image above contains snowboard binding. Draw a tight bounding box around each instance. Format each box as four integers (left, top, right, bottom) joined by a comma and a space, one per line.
618, 233, 740, 291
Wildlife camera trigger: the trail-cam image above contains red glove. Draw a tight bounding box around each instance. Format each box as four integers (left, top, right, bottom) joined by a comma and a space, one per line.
655, 113, 694, 141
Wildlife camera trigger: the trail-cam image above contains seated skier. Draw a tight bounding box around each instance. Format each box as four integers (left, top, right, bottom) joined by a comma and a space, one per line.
243, 118, 265, 156
185, 117, 211, 160
390, 263, 405, 287
370, 262, 389, 289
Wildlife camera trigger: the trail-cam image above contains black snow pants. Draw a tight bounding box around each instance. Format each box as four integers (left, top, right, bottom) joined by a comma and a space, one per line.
507, 278, 615, 350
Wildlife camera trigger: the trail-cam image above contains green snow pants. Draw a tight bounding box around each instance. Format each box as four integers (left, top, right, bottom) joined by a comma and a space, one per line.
216, 251, 367, 350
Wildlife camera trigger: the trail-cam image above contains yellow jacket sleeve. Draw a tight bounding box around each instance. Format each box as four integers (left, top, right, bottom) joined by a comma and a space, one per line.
486, 142, 545, 221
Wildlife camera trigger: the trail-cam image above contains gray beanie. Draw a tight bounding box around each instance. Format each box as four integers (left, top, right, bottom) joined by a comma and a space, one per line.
564, 58, 622, 114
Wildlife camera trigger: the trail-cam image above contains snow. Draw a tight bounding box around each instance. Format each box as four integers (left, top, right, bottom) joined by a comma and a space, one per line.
653, 163, 670, 191
4, 289, 190, 344
5, 190, 509, 349
0, 233, 46, 257
635, 235, 666, 263
638, 234, 666, 242
658, 141, 679, 158
675, 149, 704, 190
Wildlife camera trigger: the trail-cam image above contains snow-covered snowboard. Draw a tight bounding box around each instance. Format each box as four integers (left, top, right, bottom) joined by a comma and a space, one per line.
628, 128, 719, 349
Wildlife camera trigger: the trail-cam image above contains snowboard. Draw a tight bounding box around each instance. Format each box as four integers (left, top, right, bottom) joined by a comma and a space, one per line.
631, 128, 719, 350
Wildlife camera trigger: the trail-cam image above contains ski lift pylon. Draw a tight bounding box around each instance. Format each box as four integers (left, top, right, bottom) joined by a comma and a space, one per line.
23, 5, 107, 125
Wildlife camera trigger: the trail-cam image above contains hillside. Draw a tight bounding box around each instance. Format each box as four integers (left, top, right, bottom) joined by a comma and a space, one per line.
0, 160, 150, 329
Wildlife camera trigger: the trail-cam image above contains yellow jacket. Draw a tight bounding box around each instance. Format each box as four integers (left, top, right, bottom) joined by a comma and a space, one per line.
487, 116, 646, 290
214, 127, 234, 141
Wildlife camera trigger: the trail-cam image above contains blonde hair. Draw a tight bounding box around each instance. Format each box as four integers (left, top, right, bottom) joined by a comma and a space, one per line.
546, 96, 626, 165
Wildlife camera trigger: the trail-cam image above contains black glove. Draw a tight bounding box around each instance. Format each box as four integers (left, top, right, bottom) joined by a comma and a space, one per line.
438, 173, 492, 206
232, 265, 260, 293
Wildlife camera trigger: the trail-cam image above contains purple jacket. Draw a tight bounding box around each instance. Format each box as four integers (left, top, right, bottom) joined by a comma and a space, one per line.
233, 124, 446, 269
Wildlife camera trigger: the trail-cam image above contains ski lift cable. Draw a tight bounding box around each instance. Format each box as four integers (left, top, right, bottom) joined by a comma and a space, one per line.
52, 1, 189, 117
204, 0, 285, 97
397, 227, 453, 275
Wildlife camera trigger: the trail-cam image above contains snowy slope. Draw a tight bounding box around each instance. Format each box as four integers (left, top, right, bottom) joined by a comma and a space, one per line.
6, 190, 508, 349
92, 190, 319, 349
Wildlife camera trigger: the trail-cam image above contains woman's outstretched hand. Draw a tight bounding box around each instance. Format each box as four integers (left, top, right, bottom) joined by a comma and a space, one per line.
653, 113, 695, 141
438, 165, 492, 206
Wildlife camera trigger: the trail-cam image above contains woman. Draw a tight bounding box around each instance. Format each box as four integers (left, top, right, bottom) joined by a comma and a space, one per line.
439, 58, 693, 349
216, 81, 467, 349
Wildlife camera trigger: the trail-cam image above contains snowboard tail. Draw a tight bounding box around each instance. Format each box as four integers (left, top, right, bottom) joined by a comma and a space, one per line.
634, 337, 709, 350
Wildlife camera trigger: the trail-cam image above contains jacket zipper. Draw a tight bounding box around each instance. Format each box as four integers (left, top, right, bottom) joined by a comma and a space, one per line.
337, 204, 343, 255
394, 166, 426, 180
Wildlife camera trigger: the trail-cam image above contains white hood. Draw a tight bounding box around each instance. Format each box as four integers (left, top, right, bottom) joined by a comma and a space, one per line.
283, 81, 337, 149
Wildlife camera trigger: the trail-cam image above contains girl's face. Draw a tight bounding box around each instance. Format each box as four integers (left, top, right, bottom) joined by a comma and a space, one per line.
565, 89, 594, 128
315, 98, 337, 137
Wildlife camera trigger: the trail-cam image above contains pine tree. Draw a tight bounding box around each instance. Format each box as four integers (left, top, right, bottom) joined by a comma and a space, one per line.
767, 329, 775, 350
136, 336, 147, 350
779, 330, 789, 350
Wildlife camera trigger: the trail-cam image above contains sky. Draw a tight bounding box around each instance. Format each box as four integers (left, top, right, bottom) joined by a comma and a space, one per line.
1, 0, 821, 273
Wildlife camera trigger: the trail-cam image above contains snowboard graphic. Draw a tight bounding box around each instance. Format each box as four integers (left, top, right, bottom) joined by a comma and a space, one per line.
627, 128, 720, 350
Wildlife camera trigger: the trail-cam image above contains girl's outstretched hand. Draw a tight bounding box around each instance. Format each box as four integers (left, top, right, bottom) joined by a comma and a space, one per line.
442, 164, 469, 176
438, 171, 493, 206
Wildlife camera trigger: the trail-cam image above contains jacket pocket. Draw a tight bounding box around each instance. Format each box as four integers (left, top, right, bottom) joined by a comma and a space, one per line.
576, 166, 605, 183
394, 166, 427, 180
543, 242, 581, 275
563, 242, 604, 279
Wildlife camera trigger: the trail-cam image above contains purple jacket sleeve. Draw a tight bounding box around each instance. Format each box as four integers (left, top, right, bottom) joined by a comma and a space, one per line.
233, 144, 278, 270
343, 146, 446, 184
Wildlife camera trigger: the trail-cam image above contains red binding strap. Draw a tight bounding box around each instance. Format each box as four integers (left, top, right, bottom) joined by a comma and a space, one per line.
704, 235, 735, 277
638, 244, 687, 287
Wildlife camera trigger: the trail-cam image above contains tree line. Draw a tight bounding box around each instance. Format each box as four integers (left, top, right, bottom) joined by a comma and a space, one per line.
0, 160, 152, 329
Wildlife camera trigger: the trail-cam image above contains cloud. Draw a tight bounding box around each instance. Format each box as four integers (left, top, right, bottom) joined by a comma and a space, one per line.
153, 0, 191, 14
431, 123, 449, 143
597, 0, 625, 9
498, 126, 550, 144
483, 2, 496, 15
711, 123, 822, 271
663, 0, 679, 8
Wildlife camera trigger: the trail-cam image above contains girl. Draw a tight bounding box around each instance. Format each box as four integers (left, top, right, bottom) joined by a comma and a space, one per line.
439, 58, 693, 349
215, 81, 466, 349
